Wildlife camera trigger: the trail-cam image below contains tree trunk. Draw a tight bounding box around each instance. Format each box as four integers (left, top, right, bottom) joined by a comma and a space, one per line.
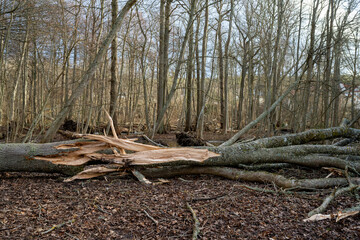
157, 0, 171, 133
41, 0, 138, 143
223, 0, 233, 133
323, 0, 334, 127
0, 140, 83, 175
217, 2, 225, 132
3, 126, 360, 185
196, 0, 209, 138
185, 8, 195, 132
300, 0, 319, 131
153, 0, 197, 134
109, 0, 119, 131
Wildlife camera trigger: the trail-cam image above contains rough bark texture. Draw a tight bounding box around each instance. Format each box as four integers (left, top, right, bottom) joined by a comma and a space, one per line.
139, 166, 360, 189
0, 140, 82, 175
2, 126, 360, 189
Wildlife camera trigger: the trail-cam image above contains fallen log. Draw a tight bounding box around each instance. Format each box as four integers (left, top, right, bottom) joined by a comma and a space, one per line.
1, 126, 360, 189
0, 140, 83, 175
138, 166, 360, 189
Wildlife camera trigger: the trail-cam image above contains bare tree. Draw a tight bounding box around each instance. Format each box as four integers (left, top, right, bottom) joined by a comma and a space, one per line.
41, 0, 137, 142
109, 0, 119, 131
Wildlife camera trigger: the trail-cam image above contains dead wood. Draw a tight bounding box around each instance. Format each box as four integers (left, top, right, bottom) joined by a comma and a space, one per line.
186, 202, 200, 240
131, 169, 152, 184
231, 126, 360, 149
307, 185, 360, 217
1, 126, 360, 191
138, 166, 360, 189
0, 140, 83, 175
58, 130, 85, 139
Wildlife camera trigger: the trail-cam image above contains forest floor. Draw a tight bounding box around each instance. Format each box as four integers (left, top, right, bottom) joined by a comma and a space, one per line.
1, 132, 360, 239
1, 172, 360, 239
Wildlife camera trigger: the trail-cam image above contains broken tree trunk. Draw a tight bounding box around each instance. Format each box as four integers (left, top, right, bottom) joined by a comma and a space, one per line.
0, 140, 83, 175
1, 126, 360, 188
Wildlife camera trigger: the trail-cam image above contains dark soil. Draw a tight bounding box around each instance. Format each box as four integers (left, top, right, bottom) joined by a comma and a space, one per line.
1, 173, 359, 239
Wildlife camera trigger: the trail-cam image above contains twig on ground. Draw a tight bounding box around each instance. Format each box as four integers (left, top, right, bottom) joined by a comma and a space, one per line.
0, 225, 22, 231
143, 209, 158, 225
186, 202, 200, 240
236, 184, 280, 194
235, 184, 321, 195
333, 138, 354, 146
178, 177, 192, 182
131, 169, 152, 184
142, 134, 167, 147
239, 137, 256, 143
41, 219, 75, 235
38, 204, 42, 219
345, 166, 354, 186
304, 203, 360, 222
205, 142, 215, 147
65, 232, 80, 240
191, 193, 227, 202
95, 204, 112, 215
308, 185, 360, 217
342, 204, 360, 213
58, 130, 84, 139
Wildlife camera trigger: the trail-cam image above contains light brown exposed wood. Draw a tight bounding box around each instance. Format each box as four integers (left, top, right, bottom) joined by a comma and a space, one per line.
84, 134, 161, 152
35, 142, 108, 166
64, 167, 121, 182
88, 148, 219, 165
34, 133, 219, 180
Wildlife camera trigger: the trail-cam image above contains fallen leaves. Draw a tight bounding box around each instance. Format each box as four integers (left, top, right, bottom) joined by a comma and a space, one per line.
2, 174, 360, 239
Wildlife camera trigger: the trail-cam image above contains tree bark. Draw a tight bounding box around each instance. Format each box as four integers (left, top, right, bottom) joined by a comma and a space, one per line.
3, 127, 360, 181
0, 140, 83, 175
41, 0, 137, 143
323, 0, 334, 127
153, 0, 197, 134
217, 2, 225, 131
109, 0, 119, 131
140, 166, 360, 189
300, 0, 319, 131
196, 0, 209, 138
185, 5, 195, 132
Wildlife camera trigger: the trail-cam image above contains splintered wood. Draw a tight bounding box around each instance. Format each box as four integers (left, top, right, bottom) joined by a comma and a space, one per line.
35, 134, 219, 181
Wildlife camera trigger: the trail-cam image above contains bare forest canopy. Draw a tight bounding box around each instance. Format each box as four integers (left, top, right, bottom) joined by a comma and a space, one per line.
0, 0, 359, 142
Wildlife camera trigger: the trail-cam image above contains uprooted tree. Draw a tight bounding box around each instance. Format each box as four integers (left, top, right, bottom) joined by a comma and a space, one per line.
2, 122, 360, 219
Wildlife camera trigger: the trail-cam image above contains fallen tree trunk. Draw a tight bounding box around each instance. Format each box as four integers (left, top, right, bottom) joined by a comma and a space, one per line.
1, 126, 360, 189
0, 140, 83, 175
